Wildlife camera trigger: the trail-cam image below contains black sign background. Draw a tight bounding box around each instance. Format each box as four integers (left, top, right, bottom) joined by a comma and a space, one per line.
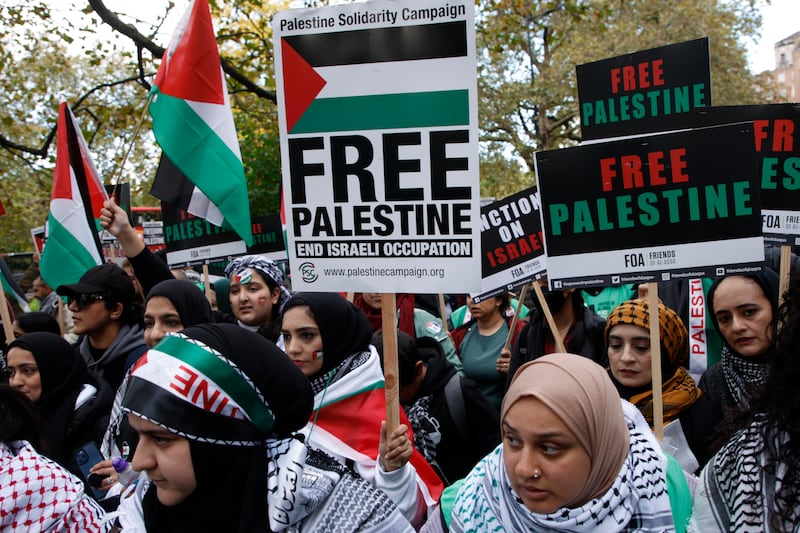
577, 37, 711, 140
536, 123, 761, 258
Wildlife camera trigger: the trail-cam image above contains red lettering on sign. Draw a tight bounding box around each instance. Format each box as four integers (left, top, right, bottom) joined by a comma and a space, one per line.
600, 148, 688, 191
610, 59, 665, 94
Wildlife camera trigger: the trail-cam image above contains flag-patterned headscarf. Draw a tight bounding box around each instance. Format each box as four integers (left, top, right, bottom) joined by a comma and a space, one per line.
122, 323, 312, 444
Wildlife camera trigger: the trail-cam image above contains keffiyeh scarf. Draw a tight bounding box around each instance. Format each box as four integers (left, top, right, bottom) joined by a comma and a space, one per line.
720, 345, 769, 410
266, 436, 412, 532
451, 401, 675, 532
693, 415, 799, 532
1, 440, 109, 532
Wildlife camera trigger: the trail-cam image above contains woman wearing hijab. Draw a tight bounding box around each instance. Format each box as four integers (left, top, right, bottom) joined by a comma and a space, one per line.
224, 255, 291, 342
605, 299, 716, 473
1, 384, 110, 532
92, 279, 216, 489
450, 353, 683, 532
113, 323, 412, 532
700, 269, 779, 442
280, 292, 444, 528
5, 332, 114, 482
690, 277, 800, 532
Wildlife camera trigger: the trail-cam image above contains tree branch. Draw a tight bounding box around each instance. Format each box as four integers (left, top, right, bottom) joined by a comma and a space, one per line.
86, 0, 276, 103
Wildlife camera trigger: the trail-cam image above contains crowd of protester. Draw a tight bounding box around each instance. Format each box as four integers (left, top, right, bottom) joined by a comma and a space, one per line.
1, 197, 798, 531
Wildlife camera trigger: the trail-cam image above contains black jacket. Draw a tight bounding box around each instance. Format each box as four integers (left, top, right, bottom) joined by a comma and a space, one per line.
403, 337, 500, 485
508, 305, 607, 385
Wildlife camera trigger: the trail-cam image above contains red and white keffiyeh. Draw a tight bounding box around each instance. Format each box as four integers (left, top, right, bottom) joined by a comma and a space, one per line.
0, 440, 109, 532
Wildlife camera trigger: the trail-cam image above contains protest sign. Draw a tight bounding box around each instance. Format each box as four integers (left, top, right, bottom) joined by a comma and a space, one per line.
161, 202, 247, 268
535, 123, 764, 290
142, 221, 166, 253
472, 187, 547, 302
273, 0, 481, 293
577, 37, 711, 141
692, 104, 800, 246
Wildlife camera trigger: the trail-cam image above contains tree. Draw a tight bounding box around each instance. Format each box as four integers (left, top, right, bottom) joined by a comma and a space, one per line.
476, 0, 775, 200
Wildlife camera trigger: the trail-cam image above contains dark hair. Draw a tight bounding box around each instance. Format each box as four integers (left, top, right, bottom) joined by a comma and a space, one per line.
708, 269, 780, 349
103, 295, 144, 328
15, 312, 61, 336
372, 330, 419, 388
0, 384, 47, 451
734, 274, 800, 527
496, 292, 511, 314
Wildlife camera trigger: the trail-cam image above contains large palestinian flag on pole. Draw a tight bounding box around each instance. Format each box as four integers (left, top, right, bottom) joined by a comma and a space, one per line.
40, 102, 107, 290
149, 0, 253, 246
274, 0, 481, 293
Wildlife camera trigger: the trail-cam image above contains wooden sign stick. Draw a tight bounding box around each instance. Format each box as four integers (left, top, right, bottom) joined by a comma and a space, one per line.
647, 282, 664, 441
532, 280, 567, 353
381, 293, 400, 433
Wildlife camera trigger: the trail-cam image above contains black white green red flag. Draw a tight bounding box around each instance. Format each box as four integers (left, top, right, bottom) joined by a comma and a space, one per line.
40, 102, 107, 291
149, 0, 253, 246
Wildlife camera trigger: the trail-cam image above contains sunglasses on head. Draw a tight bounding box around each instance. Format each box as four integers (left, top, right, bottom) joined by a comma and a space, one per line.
68, 293, 107, 309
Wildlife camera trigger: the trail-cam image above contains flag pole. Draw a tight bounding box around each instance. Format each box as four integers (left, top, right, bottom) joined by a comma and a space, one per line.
110, 93, 154, 196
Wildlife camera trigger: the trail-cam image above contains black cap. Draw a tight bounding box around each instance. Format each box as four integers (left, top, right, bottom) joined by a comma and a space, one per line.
56, 263, 134, 302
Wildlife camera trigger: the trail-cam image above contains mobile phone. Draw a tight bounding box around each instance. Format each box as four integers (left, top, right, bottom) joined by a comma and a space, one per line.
74, 441, 108, 500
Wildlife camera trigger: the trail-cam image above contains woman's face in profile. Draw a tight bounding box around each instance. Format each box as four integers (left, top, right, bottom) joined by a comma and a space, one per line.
502, 396, 591, 514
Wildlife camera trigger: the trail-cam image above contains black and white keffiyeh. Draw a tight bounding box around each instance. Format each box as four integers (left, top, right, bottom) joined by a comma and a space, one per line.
690, 415, 799, 532
451, 401, 675, 532
266, 436, 413, 532
720, 345, 769, 410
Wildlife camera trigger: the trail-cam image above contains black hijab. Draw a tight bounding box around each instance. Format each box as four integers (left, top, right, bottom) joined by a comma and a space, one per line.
124, 323, 313, 533
7, 332, 92, 463
146, 279, 214, 327
282, 292, 372, 375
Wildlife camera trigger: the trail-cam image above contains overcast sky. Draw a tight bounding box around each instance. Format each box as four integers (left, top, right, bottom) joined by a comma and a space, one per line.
749, 0, 800, 73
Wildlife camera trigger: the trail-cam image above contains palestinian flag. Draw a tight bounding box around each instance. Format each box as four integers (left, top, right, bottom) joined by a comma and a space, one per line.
149, 0, 253, 246
40, 102, 107, 291
305, 349, 444, 508
279, 20, 470, 134
0, 256, 29, 313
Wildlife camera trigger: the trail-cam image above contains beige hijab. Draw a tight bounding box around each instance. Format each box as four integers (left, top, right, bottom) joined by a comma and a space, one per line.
502, 353, 629, 508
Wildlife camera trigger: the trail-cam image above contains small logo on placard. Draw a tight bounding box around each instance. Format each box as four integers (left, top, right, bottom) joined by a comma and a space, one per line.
299, 262, 318, 283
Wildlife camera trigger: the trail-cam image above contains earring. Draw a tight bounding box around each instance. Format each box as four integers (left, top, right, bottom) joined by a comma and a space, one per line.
532, 468, 541, 480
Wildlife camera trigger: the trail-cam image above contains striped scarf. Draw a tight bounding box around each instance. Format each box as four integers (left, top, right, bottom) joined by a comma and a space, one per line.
451, 401, 675, 532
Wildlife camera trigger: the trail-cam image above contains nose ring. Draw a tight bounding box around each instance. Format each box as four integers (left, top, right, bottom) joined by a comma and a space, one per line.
533, 468, 541, 480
